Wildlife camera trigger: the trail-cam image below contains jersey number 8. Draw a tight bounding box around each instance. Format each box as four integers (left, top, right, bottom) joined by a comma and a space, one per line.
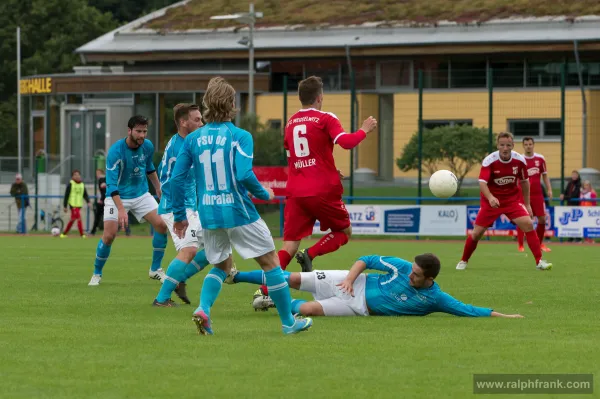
293, 124, 310, 158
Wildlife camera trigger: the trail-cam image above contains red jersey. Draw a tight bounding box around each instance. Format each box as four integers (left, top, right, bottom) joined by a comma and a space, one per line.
478, 151, 528, 203
284, 108, 363, 197
523, 153, 547, 198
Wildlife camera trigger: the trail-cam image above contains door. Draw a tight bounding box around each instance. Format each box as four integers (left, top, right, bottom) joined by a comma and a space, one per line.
67, 110, 106, 182
68, 112, 85, 177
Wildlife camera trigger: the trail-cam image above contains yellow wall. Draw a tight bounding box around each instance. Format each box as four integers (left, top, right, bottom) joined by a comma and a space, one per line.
394, 90, 586, 179
357, 94, 379, 172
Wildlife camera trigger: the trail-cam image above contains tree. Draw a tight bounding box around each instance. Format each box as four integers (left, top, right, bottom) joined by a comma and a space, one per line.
238, 114, 286, 166
0, 0, 117, 156
397, 125, 494, 194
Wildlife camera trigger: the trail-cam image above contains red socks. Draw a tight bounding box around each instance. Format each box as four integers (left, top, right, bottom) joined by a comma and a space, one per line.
526, 230, 542, 264
517, 228, 524, 247
536, 223, 545, 245
461, 235, 479, 262
307, 232, 349, 260
260, 250, 293, 296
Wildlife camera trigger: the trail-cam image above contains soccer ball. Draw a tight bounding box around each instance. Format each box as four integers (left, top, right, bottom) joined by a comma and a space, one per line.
429, 170, 458, 198
51, 227, 60, 236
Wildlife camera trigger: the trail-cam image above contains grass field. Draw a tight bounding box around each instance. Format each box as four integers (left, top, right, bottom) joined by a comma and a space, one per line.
2, 236, 599, 399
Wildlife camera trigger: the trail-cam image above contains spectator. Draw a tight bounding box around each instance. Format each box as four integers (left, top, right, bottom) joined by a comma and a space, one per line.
580, 180, 597, 244
10, 173, 29, 233
560, 170, 582, 242
61, 169, 91, 238
90, 168, 106, 235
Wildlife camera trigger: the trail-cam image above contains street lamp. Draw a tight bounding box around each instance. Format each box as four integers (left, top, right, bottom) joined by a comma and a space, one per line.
211, 3, 263, 116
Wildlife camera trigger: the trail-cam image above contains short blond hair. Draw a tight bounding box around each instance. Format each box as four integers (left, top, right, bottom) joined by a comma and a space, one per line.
202, 77, 238, 123
497, 131, 514, 143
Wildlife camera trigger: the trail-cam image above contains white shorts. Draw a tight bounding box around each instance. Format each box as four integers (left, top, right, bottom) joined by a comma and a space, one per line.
204, 219, 275, 264
104, 193, 158, 223
161, 210, 203, 252
301, 270, 368, 317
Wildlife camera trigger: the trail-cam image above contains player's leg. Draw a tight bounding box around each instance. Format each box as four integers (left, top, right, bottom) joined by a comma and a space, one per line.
257, 240, 300, 297
531, 199, 550, 252
516, 227, 525, 252
155, 212, 209, 306
232, 219, 312, 334
61, 207, 76, 237
191, 229, 232, 335
73, 207, 85, 237
298, 195, 351, 270
509, 202, 552, 270
135, 194, 168, 280
88, 199, 120, 285
457, 203, 500, 270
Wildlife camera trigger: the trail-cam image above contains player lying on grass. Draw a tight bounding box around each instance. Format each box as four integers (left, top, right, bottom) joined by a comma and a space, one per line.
229, 253, 523, 318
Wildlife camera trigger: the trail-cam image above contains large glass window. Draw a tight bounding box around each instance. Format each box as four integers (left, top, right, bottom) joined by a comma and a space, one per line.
414, 60, 449, 89
490, 60, 525, 87
450, 60, 487, 88
380, 61, 411, 87
508, 119, 561, 140
270, 61, 305, 92
47, 96, 64, 172
526, 61, 562, 87
342, 60, 377, 90
134, 94, 157, 145
305, 60, 342, 91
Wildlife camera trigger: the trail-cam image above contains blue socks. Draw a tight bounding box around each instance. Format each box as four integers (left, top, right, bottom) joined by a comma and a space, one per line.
264, 267, 295, 327
291, 299, 307, 315
151, 232, 168, 271
94, 239, 112, 275
184, 249, 209, 280
156, 258, 187, 303
196, 268, 227, 316
234, 270, 291, 285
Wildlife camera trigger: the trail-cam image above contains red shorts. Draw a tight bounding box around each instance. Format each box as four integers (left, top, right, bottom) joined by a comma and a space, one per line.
530, 196, 546, 217
70, 207, 82, 220
283, 195, 351, 241
474, 200, 530, 228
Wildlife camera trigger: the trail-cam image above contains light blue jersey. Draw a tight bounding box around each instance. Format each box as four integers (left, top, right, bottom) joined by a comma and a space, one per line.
105, 139, 156, 199
171, 122, 270, 229
157, 134, 196, 215
362, 255, 492, 317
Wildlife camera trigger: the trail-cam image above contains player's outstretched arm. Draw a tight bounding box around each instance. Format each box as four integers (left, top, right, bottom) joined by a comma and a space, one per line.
235, 132, 271, 200
436, 292, 496, 317
491, 311, 524, 318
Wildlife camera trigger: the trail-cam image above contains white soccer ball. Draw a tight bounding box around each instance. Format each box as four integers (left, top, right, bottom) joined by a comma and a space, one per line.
429, 170, 458, 198
51, 227, 60, 236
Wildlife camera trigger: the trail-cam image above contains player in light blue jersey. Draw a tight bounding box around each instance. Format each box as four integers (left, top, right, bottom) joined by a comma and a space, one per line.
153, 103, 211, 306
236, 254, 523, 319
171, 77, 313, 335
88, 115, 169, 286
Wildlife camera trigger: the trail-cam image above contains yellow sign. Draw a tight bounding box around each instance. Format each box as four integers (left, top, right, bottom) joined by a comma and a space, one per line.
20, 77, 52, 95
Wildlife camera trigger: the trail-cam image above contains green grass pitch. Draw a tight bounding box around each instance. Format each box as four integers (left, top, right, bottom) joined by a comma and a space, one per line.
1, 235, 599, 399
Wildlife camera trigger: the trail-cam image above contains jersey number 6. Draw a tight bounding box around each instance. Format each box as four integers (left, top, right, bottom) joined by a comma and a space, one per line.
293, 124, 310, 158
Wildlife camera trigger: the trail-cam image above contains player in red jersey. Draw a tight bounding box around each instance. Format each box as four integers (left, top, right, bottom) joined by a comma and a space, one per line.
456, 132, 553, 271
516, 137, 553, 253
254, 76, 377, 301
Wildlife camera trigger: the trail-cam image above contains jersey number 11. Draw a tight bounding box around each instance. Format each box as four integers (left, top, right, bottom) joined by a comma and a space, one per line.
199, 149, 228, 191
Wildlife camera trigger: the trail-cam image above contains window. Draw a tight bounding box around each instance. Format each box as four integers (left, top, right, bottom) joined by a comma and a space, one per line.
490, 60, 525, 87
450, 60, 487, 88
342, 60, 377, 90
267, 119, 282, 131
414, 60, 449, 88
380, 61, 411, 87
159, 93, 193, 151
526, 61, 562, 87
135, 94, 157, 146
423, 120, 473, 130
305, 60, 342, 91
508, 119, 561, 139
270, 61, 304, 92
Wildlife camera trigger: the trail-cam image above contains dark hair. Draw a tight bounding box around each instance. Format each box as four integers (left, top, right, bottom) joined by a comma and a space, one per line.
128, 115, 149, 129
522, 136, 535, 144
414, 253, 441, 279
298, 76, 323, 106
71, 169, 81, 177
174, 103, 200, 128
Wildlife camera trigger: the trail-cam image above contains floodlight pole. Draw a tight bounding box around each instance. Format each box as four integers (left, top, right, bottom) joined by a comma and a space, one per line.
248, 3, 255, 116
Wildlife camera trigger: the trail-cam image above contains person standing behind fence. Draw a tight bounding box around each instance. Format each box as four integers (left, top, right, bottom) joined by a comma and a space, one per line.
90, 169, 106, 235
10, 173, 29, 234
580, 180, 597, 244
560, 170, 582, 242
61, 170, 91, 238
